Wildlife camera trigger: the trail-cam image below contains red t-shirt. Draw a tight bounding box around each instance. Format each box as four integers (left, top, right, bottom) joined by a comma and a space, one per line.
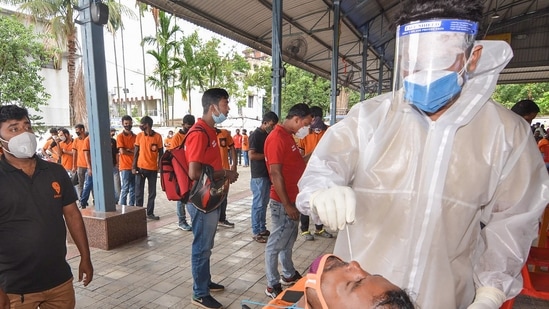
185, 119, 222, 170
264, 124, 306, 203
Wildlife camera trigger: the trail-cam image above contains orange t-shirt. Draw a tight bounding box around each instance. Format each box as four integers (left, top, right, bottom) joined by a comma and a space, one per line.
43, 138, 60, 163
169, 129, 186, 150
135, 131, 163, 170
117, 132, 136, 171
538, 138, 549, 163
217, 129, 234, 169
242, 134, 249, 151
164, 136, 173, 148
298, 128, 327, 156
72, 136, 88, 168
59, 139, 74, 170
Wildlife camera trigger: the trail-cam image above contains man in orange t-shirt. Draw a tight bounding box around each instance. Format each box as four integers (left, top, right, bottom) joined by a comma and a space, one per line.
297, 106, 333, 241
242, 129, 249, 167
164, 130, 174, 148
79, 135, 94, 208
538, 134, 549, 171
117, 115, 136, 206
133, 116, 163, 220
216, 128, 237, 228
55, 128, 74, 172
72, 124, 88, 198
232, 128, 242, 165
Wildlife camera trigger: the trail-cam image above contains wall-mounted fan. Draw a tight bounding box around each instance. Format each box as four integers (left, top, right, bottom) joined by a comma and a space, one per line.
284, 36, 308, 60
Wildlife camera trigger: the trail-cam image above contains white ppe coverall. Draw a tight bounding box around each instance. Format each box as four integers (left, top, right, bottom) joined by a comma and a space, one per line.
296, 40, 549, 308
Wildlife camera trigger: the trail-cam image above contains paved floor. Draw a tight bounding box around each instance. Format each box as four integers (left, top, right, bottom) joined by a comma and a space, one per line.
67, 167, 548, 308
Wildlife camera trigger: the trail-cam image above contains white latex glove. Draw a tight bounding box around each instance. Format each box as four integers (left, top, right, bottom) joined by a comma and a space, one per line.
467, 287, 506, 309
310, 186, 356, 230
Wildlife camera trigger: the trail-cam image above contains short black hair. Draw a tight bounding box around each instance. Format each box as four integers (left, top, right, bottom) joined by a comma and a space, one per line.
75, 123, 85, 130
121, 115, 133, 122
141, 116, 153, 127
394, 0, 484, 28
310, 106, 323, 118
61, 128, 70, 136
0, 105, 29, 126
511, 100, 540, 116
183, 114, 196, 126
374, 290, 416, 308
49, 127, 58, 134
202, 88, 229, 114
286, 103, 311, 120
262, 111, 279, 124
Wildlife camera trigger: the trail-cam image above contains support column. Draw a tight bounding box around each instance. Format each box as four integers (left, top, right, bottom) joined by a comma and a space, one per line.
330, 0, 341, 125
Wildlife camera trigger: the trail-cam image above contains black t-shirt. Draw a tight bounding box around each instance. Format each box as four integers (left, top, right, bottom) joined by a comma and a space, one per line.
111, 137, 118, 166
0, 156, 77, 294
249, 127, 269, 178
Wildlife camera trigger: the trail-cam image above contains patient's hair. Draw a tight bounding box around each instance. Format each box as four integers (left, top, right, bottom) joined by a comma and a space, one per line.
374, 290, 415, 308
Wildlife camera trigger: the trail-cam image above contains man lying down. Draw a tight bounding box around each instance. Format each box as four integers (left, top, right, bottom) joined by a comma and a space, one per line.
254, 254, 415, 309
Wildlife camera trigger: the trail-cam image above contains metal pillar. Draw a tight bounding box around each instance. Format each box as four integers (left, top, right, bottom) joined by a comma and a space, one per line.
271, 0, 282, 116
330, 0, 341, 125
79, 0, 116, 212
360, 25, 369, 101
377, 48, 384, 95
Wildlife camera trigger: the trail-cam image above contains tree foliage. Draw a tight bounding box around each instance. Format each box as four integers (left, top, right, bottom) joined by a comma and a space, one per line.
0, 16, 51, 114
493, 83, 549, 114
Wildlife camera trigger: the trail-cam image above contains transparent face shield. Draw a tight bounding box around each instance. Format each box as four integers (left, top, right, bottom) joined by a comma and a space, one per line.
393, 19, 478, 113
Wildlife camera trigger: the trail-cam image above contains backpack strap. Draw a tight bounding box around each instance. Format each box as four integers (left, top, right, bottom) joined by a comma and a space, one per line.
178, 126, 209, 150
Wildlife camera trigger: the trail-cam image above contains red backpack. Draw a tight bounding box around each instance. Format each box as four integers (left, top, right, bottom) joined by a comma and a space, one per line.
160, 127, 208, 202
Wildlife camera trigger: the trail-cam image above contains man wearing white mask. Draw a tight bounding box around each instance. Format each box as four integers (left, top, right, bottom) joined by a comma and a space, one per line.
296, 0, 549, 308
0, 105, 93, 308
264, 103, 312, 299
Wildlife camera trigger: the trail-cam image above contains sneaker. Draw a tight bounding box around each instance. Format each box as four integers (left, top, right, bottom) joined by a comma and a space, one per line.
147, 214, 160, 220
208, 282, 225, 292
314, 229, 333, 238
218, 220, 235, 228
301, 230, 314, 241
178, 222, 192, 231
279, 271, 302, 286
259, 230, 270, 237
252, 235, 267, 243
191, 295, 223, 309
265, 284, 283, 299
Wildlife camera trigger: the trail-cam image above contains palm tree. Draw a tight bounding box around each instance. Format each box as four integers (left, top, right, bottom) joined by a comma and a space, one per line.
3, 0, 132, 125
143, 10, 179, 125
174, 30, 202, 115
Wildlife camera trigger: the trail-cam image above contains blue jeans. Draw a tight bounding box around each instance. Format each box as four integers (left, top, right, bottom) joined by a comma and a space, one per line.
265, 200, 298, 288
250, 177, 270, 235
135, 169, 157, 216
243, 150, 249, 166
80, 171, 93, 208
113, 167, 121, 202
176, 201, 191, 225
188, 205, 221, 297
119, 169, 135, 206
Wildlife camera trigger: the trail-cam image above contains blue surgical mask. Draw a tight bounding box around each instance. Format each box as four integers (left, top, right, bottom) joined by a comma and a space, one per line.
403, 69, 464, 113
213, 106, 227, 124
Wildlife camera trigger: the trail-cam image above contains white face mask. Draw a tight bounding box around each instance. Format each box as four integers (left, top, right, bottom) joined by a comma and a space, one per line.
295, 126, 310, 139
0, 132, 37, 158
59, 135, 67, 142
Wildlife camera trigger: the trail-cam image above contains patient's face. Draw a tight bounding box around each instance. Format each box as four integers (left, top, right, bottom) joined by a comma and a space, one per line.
320, 258, 400, 308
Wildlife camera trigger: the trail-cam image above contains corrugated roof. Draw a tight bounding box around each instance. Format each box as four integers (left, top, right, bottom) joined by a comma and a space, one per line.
140, 0, 549, 91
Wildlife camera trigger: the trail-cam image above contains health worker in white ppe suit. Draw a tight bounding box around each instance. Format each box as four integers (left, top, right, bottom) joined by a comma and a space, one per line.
296, 0, 549, 308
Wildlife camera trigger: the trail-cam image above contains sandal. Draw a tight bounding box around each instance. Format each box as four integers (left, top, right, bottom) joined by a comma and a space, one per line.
252, 235, 267, 243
